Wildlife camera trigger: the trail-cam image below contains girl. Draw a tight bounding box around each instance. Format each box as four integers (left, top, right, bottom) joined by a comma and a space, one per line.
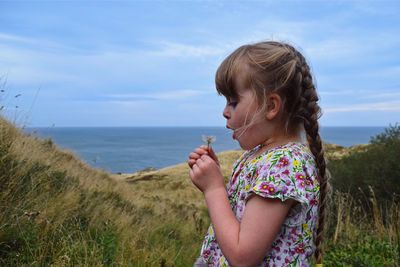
188, 41, 329, 267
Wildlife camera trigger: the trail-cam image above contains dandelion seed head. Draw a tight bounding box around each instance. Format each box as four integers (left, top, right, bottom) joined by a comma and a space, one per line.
202, 135, 216, 147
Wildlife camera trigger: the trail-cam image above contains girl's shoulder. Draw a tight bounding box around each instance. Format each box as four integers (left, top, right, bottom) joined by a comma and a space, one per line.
249, 142, 319, 205
233, 142, 315, 173
232, 148, 254, 170
252, 142, 314, 165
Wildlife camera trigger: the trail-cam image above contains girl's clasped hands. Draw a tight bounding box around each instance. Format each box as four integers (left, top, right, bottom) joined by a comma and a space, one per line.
188, 145, 224, 195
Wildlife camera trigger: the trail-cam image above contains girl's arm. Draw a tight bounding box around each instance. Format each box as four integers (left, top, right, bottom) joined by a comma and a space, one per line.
189, 148, 294, 267
204, 188, 294, 267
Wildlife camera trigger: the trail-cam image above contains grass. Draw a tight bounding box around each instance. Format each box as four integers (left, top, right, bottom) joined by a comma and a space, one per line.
0, 115, 399, 266
324, 190, 399, 266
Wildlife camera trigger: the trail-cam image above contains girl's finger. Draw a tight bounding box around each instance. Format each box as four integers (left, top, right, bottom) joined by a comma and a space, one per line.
195, 147, 208, 155
192, 163, 200, 174
188, 159, 196, 168
206, 146, 220, 165
189, 152, 201, 160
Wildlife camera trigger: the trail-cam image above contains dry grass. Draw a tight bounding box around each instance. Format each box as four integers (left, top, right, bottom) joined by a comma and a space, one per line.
1, 116, 398, 266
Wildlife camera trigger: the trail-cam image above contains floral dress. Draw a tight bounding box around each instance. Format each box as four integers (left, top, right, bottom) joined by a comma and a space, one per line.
196, 142, 320, 267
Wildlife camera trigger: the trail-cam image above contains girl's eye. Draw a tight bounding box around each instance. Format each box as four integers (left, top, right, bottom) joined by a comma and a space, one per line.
227, 99, 238, 107
229, 101, 238, 107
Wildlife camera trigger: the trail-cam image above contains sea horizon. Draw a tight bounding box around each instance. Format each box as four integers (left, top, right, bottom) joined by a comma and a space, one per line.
24, 126, 387, 173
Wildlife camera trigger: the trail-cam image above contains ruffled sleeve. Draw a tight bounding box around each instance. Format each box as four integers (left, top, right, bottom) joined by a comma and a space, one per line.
248, 147, 317, 205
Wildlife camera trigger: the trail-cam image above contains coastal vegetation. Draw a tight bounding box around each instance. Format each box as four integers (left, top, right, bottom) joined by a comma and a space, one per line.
0, 116, 399, 266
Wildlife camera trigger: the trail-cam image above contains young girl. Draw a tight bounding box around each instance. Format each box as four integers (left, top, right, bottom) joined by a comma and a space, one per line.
188, 41, 329, 267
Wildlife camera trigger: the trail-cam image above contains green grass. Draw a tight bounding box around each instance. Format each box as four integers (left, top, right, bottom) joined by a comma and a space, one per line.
0, 116, 399, 266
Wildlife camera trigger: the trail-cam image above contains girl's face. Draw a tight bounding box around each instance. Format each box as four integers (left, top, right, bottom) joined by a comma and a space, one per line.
222, 82, 270, 150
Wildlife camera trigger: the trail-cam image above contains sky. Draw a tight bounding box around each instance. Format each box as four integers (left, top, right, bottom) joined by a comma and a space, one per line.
0, 0, 399, 127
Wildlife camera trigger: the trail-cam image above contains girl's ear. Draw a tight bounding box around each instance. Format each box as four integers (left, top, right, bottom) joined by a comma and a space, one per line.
265, 93, 282, 120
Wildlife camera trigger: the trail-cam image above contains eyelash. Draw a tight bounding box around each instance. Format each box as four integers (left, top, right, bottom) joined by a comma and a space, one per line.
227, 100, 238, 107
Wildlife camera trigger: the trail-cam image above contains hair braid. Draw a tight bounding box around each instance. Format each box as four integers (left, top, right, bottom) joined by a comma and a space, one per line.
216, 41, 331, 264
289, 46, 330, 264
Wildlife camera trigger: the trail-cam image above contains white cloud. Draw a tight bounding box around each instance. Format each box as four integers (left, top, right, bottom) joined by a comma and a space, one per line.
153, 41, 226, 57
0, 33, 37, 44
319, 90, 357, 96
361, 91, 400, 99
0, 33, 223, 88
103, 89, 211, 102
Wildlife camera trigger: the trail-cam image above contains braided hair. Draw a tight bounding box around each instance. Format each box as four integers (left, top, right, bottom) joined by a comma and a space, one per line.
216, 41, 330, 264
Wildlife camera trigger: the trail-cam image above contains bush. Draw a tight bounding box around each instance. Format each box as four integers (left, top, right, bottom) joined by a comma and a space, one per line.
329, 124, 400, 205
325, 235, 398, 267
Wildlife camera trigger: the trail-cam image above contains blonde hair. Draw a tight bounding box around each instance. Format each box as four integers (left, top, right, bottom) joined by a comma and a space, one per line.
216, 41, 330, 264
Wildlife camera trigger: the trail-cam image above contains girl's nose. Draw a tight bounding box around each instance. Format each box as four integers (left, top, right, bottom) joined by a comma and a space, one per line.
223, 105, 230, 119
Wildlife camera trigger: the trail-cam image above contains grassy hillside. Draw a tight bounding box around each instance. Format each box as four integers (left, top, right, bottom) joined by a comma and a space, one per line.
1, 116, 399, 266
0, 116, 207, 266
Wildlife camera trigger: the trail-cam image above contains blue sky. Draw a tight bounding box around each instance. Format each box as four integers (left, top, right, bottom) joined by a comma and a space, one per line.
0, 1, 399, 127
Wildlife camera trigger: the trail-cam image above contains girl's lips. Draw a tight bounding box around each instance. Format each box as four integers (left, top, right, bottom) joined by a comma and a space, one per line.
226, 125, 236, 139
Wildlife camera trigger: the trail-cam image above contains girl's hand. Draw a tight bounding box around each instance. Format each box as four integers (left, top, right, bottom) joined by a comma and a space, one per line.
188, 146, 224, 194
188, 145, 219, 168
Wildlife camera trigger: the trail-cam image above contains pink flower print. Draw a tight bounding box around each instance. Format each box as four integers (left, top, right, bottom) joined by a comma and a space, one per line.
203, 250, 211, 258
295, 173, 305, 180
273, 246, 281, 252
282, 169, 290, 176
295, 245, 305, 254
282, 186, 288, 194
279, 156, 289, 167
310, 198, 318, 206
260, 182, 276, 194
268, 185, 276, 194
260, 182, 269, 191
261, 165, 269, 172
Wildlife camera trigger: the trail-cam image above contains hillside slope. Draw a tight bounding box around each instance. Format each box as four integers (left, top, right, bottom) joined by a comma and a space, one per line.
0, 117, 208, 266
2, 116, 394, 266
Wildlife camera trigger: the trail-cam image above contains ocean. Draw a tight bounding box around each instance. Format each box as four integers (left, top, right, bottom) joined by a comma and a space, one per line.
25, 126, 385, 173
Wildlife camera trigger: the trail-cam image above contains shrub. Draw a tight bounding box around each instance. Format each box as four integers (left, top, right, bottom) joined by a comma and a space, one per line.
329, 124, 400, 202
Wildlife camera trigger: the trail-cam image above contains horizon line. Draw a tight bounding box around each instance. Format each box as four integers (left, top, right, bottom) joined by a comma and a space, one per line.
24, 125, 391, 128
